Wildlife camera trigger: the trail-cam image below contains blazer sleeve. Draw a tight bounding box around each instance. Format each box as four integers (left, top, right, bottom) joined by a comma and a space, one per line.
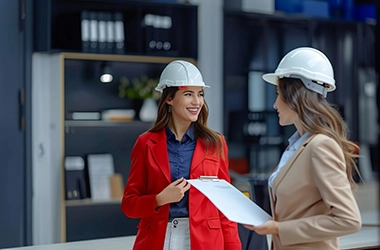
278, 136, 362, 245
217, 136, 243, 250
121, 135, 164, 218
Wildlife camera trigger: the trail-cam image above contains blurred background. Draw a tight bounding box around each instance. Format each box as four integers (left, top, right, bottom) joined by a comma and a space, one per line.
0, 0, 378, 248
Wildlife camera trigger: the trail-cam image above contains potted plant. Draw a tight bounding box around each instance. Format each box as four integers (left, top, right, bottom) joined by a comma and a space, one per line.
118, 75, 160, 121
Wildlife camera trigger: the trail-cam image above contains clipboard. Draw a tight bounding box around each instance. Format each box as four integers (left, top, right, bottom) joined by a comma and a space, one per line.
187, 176, 272, 226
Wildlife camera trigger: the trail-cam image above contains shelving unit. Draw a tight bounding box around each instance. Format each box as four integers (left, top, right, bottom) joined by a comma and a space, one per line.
32, 52, 198, 243
34, 0, 198, 58
32, 2, 198, 243
62, 53, 194, 242
32, 0, 200, 244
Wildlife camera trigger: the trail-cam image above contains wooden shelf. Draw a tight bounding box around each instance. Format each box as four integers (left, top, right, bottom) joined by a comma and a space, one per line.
61, 52, 196, 64
64, 120, 153, 128
66, 198, 122, 207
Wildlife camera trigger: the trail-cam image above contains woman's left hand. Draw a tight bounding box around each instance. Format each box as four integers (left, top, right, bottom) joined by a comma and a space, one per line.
243, 220, 279, 235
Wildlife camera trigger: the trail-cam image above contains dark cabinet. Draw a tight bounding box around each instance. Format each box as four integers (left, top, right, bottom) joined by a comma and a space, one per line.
34, 0, 198, 58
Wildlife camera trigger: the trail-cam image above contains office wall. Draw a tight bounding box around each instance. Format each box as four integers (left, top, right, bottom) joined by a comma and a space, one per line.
0, 0, 33, 247
194, 0, 224, 133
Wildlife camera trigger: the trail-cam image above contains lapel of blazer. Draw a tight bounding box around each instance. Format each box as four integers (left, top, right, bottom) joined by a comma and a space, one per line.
270, 134, 316, 204
149, 130, 171, 183
189, 139, 206, 174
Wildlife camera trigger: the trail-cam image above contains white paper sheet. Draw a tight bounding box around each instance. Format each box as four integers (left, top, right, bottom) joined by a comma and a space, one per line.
88, 154, 115, 201
187, 178, 272, 226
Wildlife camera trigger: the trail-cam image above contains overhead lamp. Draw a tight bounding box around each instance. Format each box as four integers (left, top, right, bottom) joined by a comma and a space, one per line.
100, 62, 113, 83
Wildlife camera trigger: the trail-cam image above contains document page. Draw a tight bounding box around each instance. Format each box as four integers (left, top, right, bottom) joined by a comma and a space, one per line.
187, 178, 272, 226
87, 154, 115, 201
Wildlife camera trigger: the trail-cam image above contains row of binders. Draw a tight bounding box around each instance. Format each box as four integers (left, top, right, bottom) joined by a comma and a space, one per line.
143, 14, 173, 54
81, 11, 125, 54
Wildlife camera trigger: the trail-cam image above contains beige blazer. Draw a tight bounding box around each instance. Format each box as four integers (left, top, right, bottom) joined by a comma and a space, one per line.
269, 134, 362, 250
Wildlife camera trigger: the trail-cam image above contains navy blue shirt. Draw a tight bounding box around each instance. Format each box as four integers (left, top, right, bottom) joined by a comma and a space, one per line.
166, 126, 196, 220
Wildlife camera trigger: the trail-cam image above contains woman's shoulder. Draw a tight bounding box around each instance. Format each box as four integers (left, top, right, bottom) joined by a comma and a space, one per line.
215, 131, 226, 139
136, 129, 164, 142
307, 133, 340, 149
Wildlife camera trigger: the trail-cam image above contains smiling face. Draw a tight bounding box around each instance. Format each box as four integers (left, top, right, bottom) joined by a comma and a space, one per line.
168, 86, 204, 125
273, 88, 299, 127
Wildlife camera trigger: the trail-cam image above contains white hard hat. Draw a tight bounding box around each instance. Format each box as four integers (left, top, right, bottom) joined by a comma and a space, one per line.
155, 60, 210, 92
262, 47, 335, 97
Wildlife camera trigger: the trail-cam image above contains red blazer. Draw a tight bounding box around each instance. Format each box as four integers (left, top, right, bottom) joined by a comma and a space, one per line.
121, 129, 241, 250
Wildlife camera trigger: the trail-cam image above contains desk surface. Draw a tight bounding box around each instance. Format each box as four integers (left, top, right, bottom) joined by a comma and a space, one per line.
3, 226, 379, 250
2, 236, 136, 250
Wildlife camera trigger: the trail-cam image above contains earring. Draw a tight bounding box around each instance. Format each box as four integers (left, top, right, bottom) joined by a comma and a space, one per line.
168, 105, 172, 113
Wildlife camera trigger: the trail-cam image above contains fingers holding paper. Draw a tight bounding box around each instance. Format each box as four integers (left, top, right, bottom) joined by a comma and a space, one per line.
156, 177, 191, 207
243, 220, 279, 235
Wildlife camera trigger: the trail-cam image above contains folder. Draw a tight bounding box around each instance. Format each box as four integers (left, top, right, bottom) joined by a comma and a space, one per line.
160, 16, 172, 52
81, 11, 91, 53
105, 12, 115, 54
98, 12, 107, 54
114, 12, 125, 54
64, 156, 89, 200
109, 173, 124, 199
144, 13, 155, 54
89, 11, 99, 53
187, 176, 272, 226
87, 154, 115, 201
152, 15, 162, 52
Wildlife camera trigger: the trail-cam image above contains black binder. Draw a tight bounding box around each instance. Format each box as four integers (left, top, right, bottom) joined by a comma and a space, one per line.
89, 11, 99, 53
98, 12, 107, 54
81, 11, 91, 53
105, 12, 115, 54
114, 12, 125, 54
64, 156, 89, 200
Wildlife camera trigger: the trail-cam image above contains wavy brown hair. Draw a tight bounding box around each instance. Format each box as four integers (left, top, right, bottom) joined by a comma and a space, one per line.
148, 87, 224, 157
278, 78, 361, 190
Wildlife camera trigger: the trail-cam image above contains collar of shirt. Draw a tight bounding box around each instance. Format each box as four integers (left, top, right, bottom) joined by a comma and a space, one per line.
287, 131, 310, 151
165, 125, 195, 143
268, 131, 310, 187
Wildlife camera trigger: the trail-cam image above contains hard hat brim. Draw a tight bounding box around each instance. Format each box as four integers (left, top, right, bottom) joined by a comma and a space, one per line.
262, 73, 279, 85
155, 84, 210, 92
262, 72, 336, 93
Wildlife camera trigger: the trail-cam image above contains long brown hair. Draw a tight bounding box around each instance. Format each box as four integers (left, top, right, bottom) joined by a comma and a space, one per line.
278, 78, 361, 190
149, 87, 224, 156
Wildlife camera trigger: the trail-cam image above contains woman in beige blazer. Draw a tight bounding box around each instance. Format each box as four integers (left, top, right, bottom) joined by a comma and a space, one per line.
244, 47, 362, 249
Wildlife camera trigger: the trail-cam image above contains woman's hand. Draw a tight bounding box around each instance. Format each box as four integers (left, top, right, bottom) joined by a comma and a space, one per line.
156, 177, 190, 207
243, 220, 279, 235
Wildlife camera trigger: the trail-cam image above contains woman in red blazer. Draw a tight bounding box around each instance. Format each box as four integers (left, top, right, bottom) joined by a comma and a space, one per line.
121, 60, 241, 250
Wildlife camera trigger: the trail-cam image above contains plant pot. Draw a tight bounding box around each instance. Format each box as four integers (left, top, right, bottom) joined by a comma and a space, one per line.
139, 98, 158, 122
